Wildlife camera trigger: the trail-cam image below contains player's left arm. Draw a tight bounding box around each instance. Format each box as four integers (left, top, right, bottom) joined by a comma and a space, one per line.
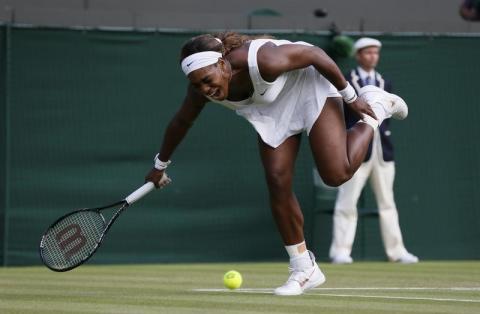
257, 43, 347, 90
257, 43, 376, 119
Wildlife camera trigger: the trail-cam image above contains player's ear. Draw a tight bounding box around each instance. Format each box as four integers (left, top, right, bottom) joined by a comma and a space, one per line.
217, 58, 226, 72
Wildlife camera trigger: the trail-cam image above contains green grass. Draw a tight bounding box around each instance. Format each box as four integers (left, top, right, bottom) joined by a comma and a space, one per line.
1, 261, 479, 314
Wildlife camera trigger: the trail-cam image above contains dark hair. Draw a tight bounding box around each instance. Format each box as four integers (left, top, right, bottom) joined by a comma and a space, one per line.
179, 31, 273, 62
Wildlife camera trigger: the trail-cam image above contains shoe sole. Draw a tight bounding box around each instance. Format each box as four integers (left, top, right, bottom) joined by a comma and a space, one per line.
331, 259, 353, 264
359, 85, 408, 120
394, 258, 419, 264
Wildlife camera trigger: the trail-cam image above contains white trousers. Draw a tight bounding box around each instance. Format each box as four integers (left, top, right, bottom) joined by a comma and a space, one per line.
329, 145, 409, 261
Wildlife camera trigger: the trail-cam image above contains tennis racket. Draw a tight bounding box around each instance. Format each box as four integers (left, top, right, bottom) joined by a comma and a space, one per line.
39, 174, 170, 272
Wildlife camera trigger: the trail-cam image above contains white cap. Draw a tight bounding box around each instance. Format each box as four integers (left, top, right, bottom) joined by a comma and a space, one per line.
353, 37, 382, 53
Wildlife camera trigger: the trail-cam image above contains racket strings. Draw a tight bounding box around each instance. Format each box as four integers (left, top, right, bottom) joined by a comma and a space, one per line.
41, 210, 106, 270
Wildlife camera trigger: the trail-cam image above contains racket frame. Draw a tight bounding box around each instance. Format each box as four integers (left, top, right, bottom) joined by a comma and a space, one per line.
39, 181, 157, 272
39, 200, 128, 272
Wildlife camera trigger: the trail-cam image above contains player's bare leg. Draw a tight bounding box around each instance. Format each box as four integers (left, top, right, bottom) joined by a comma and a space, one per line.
309, 97, 373, 186
258, 134, 325, 296
310, 89, 408, 187
258, 134, 303, 245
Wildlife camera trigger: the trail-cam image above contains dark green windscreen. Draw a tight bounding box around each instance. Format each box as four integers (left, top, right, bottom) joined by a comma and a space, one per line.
0, 27, 478, 265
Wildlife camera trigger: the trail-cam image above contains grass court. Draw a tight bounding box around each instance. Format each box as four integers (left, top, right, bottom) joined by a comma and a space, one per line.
1, 261, 479, 313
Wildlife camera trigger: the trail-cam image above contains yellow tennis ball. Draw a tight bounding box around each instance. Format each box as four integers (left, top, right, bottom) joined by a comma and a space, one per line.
223, 270, 242, 290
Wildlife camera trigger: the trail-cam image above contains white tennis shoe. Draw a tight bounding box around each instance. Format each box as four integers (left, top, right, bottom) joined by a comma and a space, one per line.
331, 254, 353, 264
274, 251, 326, 296
359, 85, 409, 120
393, 252, 419, 264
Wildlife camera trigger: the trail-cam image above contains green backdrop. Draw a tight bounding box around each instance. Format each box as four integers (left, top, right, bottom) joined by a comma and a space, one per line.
0, 27, 478, 266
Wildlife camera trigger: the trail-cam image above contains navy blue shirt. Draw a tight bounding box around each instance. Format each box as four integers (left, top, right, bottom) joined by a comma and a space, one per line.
344, 68, 394, 162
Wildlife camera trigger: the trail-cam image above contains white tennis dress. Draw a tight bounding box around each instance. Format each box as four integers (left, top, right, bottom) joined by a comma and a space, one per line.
207, 39, 340, 148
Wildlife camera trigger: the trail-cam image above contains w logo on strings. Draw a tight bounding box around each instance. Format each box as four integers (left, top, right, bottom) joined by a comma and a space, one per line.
55, 224, 87, 261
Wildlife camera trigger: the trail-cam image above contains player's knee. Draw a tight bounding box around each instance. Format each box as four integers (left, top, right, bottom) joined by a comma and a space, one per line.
265, 168, 293, 192
322, 171, 351, 187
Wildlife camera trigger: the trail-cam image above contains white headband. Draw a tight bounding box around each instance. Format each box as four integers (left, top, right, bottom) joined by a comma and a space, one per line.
181, 51, 222, 76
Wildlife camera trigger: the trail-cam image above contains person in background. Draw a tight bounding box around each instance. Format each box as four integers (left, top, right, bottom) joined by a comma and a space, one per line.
460, 0, 480, 21
329, 38, 419, 264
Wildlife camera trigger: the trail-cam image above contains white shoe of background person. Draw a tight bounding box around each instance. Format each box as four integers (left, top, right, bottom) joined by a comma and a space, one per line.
359, 85, 409, 121
393, 252, 419, 264
274, 251, 326, 296
331, 254, 354, 264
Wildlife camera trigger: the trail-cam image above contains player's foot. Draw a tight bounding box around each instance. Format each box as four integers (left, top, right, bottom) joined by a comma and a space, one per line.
331, 254, 353, 264
274, 251, 326, 296
359, 85, 408, 120
393, 252, 419, 264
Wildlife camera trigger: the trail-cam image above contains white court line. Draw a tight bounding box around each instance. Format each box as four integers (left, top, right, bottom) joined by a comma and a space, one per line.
312, 293, 480, 303
193, 287, 480, 292
194, 288, 271, 293
192, 287, 480, 303
313, 287, 480, 291
193, 288, 273, 294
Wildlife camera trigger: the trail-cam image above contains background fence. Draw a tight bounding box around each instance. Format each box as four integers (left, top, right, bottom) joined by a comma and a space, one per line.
0, 26, 479, 266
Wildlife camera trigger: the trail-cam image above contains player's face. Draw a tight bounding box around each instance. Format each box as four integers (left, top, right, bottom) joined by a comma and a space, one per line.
356, 46, 380, 70
188, 61, 230, 100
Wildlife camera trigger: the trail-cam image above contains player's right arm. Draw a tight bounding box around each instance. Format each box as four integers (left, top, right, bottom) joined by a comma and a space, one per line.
145, 84, 207, 187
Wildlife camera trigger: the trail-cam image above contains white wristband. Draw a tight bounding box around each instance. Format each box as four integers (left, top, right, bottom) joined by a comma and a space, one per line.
338, 82, 358, 104
154, 153, 171, 170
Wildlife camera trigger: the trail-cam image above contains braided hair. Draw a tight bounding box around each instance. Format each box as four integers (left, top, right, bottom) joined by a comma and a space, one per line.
179, 31, 273, 61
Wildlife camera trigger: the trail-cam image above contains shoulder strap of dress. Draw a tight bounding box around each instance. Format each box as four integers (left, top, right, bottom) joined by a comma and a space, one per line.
247, 39, 295, 87
247, 39, 272, 87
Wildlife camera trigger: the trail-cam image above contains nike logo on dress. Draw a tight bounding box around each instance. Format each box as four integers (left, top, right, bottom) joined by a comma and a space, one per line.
260, 88, 268, 96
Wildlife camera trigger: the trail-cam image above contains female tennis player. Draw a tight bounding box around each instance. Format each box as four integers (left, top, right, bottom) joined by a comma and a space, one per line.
145, 32, 408, 296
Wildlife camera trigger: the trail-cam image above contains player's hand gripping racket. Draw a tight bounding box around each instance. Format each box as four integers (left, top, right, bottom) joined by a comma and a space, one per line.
39, 174, 171, 272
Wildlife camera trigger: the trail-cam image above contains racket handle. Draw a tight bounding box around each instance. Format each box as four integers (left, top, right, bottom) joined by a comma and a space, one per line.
125, 182, 155, 205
